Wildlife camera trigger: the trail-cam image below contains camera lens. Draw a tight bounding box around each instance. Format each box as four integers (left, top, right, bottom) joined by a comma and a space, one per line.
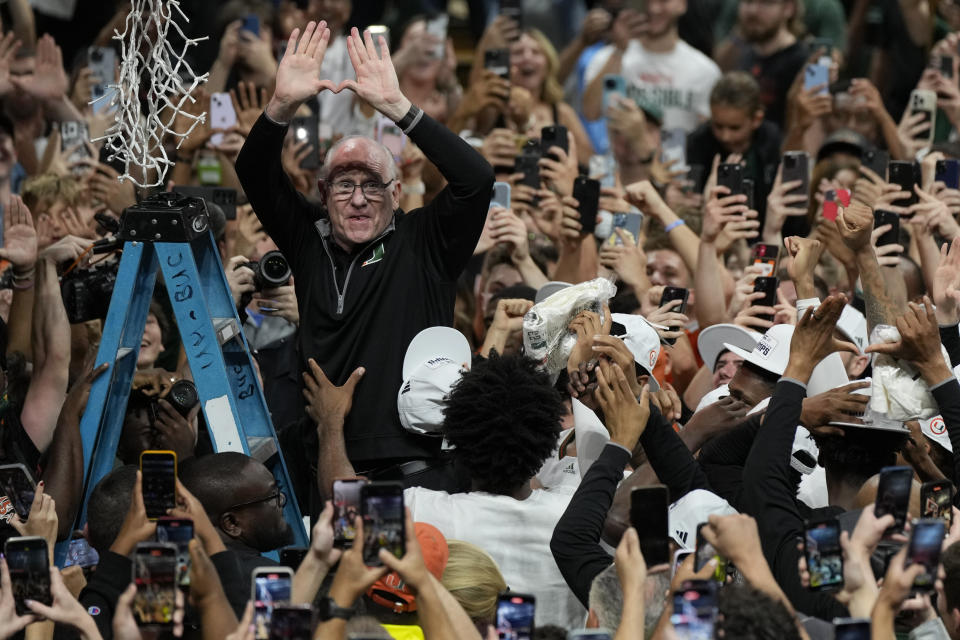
259, 250, 291, 287
168, 380, 199, 417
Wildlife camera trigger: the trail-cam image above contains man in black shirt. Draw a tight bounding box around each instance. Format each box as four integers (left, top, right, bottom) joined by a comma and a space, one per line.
718, 0, 808, 129
234, 22, 494, 489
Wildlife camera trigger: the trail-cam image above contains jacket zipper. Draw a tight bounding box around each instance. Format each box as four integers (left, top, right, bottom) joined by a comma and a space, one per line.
319, 228, 393, 315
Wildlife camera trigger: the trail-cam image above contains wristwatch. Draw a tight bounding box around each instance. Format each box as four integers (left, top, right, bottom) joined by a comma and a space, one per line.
316, 596, 355, 622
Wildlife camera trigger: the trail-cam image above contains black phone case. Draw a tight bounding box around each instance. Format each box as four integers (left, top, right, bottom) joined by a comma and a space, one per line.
862, 149, 889, 180
888, 161, 918, 207
781, 153, 809, 204
936, 159, 960, 189
540, 125, 568, 159
573, 177, 600, 236
515, 154, 540, 189
873, 210, 899, 247
752, 277, 778, 323
717, 163, 743, 196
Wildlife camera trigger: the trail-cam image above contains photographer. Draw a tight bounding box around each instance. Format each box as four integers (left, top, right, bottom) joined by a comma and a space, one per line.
235, 22, 493, 493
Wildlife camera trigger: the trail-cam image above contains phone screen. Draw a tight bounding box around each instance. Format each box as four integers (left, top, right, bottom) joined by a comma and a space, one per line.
64, 537, 100, 569
0, 463, 36, 520
484, 49, 510, 79
5, 537, 50, 615
921, 480, 954, 527
290, 116, 320, 170
671, 580, 717, 637
936, 159, 960, 190
834, 619, 871, 640
907, 518, 946, 591
804, 519, 843, 591
496, 593, 535, 640
875, 465, 913, 534
133, 543, 177, 626
333, 479, 366, 548
140, 451, 176, 520
254, 570, 293, 640
268, 605, 314, 640
751, 244, 779, 277
156, 518, 193, 589
491, 182, 512, 209
361, 483, 405, 566
629, 486, 670, 566
376, 116, 406, 163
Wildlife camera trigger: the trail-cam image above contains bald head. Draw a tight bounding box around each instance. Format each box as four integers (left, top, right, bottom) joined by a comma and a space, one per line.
322, 135, 397, 183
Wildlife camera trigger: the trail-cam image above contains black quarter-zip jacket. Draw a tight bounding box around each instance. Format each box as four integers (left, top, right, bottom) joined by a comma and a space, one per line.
236, 109, 494, 463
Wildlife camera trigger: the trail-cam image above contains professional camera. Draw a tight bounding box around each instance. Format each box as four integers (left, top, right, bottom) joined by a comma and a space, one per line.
129, 378, 199, 424
245, 250, 291, 290
61, 258, 120, 324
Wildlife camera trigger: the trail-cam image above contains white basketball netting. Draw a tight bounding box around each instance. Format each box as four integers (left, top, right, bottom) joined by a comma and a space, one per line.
94, 0, 208, 188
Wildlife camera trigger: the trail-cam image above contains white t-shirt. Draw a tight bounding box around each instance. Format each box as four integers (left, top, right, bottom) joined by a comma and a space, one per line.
404, 486, 586, 629
584, 39, 720, 133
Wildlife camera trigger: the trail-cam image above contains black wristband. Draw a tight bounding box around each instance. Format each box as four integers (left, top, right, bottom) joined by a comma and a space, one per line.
396, 104, 423, 134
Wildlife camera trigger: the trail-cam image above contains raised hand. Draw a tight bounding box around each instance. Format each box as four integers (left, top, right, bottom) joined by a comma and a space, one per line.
864, 296, 952, 384
933, 237, 960, 324
229, 81, 269, 137
341, 27, 410, 121
302, 358, 364, 425
0, 32, 21, 97
0, 196, 37, 271
11, 34, 67, 100
784, 294, 859, 381
267, 21, 338, 123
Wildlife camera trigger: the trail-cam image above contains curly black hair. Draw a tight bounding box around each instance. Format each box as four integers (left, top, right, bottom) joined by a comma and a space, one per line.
716, 584, 802, 640
442, 353, 564, 495
812, 429, 906, 487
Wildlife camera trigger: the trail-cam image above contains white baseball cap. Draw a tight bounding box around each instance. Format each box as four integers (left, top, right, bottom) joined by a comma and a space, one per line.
611, 313, 661, 391
535, 281, 573, 304
398, 327, 472, 436
920, 415, 952, 452
668, 490, 738, 550
837, 305, 868, 353
694, 384, 730, 413
724, 324, 795, 376
697, 324, 761, 371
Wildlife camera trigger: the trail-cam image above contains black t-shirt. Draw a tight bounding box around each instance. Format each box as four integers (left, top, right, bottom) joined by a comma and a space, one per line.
0, 405, 41, 548
739, 41, 809, 130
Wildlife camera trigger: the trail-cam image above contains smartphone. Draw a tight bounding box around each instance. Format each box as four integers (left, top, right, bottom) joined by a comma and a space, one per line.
491, 181, 512, 209
833, 618, 871, 640
156, 517, 192, 589
629, 485, 670, 566
367, 25, 389, 58
0, 462, 36, 520
424, 14, 448, 59
484, 48, 511, 80
602, 74, 627, 115
608, 212, 643, 246
907, 518, 946, 592
253, 567, 294, 640
5, 536, 51, 616
659, 287, 689, 345
804, 62, 830, 95
242, 14, 260, 36
132, 542, 177, 626
742, 177, 755, 211
279, 547, 308, 571
573, 177, 601, 237
140, 450, 176, 520
909, 89, 937, 145
752, 276, 778, 323
873, 210, 899, 247
888, 161, 918, 208
781, 151, 810, 207
376, 116, 406, 164
333, 478, 367, 548
694, 524, 727, 582
88, 46, 116, 111
290, 115, 320, 170
670, 580, 717, 638
63, 537, 100, 569
268, 604, 314, 640
936, 158, 960, 189
803, 517, 843, 591
661, 128, 687, 168
567, 631, 613, 639
920, 480, 954, 528
941, 55, 955, 79
822, 188, 851, 222
515, 153, 540, 189
361, 482, 405, 566
496, 592, 535, 640
499, 0, 524, 31
540, 125, 568, 161
209, 92, 238, 147
875, 465, 913, 535
590, 154, 616, 188
861, 149, 889, 180
717, 163, 744, 197
673, 549, 693, 577
60, 120, 93, 175
751, 244, 780, 277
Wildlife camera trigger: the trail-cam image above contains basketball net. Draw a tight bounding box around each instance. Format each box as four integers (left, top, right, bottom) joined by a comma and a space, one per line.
93, 0, 208, 188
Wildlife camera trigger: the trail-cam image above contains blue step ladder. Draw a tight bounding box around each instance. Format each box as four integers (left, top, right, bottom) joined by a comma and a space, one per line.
56, 192, 308, 564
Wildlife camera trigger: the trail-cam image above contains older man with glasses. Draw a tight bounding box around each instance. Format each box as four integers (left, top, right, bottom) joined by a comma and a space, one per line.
236, 22, 494, 509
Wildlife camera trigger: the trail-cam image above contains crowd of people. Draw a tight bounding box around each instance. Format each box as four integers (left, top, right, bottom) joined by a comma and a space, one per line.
2, 0, 960, 638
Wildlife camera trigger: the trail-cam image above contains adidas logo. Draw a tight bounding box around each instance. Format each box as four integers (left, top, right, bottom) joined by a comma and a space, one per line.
674, 529, 688, 545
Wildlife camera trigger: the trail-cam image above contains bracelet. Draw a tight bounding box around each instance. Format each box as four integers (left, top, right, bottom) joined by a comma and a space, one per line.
13, 269, 35, 281
402, 181, 425, 195
12, 279, 33, 290
664, 219, 686, 233
396, 104, 423, 135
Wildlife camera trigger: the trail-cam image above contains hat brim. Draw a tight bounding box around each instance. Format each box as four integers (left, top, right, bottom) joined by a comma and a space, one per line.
722, 342, 784, 376
699, 324, 759, 371
402, 327, 472, 380
637, 365, 661, 392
